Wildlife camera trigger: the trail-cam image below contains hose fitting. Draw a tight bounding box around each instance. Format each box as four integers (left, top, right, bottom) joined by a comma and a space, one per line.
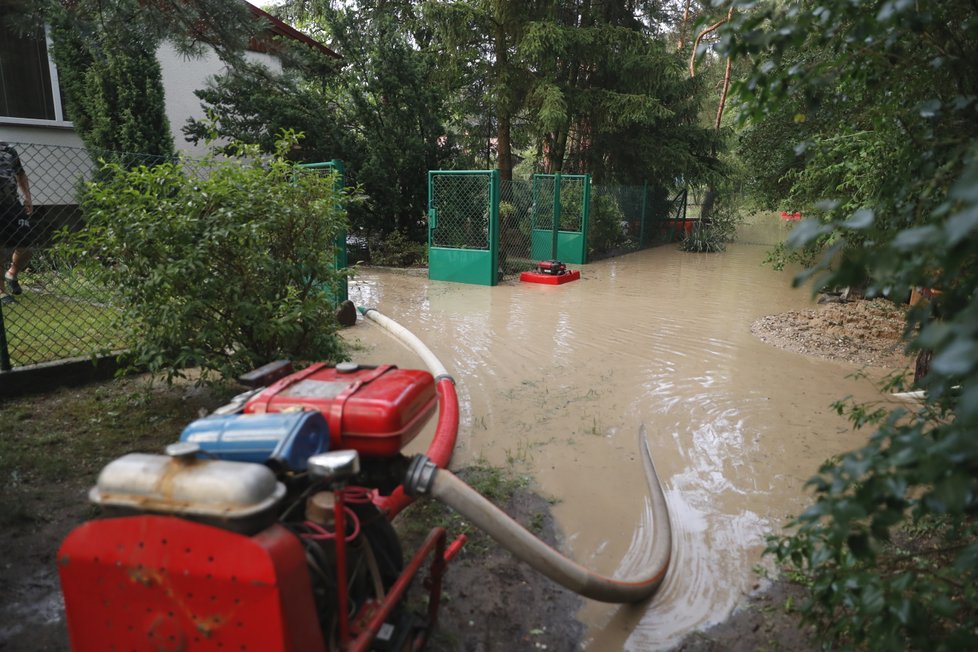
404, 455, 439, 497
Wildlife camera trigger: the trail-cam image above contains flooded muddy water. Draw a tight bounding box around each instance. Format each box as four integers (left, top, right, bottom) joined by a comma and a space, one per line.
346, 223, 899, 650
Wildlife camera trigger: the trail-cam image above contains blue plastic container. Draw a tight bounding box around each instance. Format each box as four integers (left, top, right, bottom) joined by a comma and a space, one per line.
179, 411, 330, 472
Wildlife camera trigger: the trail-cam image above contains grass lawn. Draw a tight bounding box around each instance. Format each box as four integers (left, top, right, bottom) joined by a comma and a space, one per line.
2, 290, 125, 366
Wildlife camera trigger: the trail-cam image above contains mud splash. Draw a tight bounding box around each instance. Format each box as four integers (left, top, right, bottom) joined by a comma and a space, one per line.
347, 239, 903, 650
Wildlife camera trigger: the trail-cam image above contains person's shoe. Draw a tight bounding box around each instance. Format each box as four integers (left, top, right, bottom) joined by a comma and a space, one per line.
0, 293, 14, 306
4, 274, 20, 295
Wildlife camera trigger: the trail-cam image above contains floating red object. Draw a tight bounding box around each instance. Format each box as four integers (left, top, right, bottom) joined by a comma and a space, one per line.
536, 259, 567, 275
520, 269, 581, 285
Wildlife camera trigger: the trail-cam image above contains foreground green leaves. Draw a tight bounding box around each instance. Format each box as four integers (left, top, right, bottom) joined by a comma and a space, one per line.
726, 0, 978, 648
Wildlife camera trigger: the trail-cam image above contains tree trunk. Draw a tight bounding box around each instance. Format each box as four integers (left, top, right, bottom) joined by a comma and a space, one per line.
497, 114, 513, 181
700, 188, 716, 222
677, 0, 692, 50
914, 350, 933, 385
715, 54, 733, 130
494, 22, 513, 181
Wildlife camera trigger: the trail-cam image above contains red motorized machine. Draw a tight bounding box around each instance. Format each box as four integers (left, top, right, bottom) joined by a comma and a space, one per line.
520, 259, 582, 285
57, 307, 672, 651
58, 357, 465, 652
536, 259, 567, 275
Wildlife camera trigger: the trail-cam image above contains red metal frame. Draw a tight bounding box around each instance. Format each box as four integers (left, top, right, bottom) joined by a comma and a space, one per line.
60, 510, 467, 652
346, 528, 467, 652
60, 352, 466, 650
335, 488, 352, 647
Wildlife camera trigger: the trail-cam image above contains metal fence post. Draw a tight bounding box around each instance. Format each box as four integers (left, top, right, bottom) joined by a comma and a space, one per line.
427, 170, 436, 251
0, 304, 10, 372
330, 159, 348, 303
490, 169, 501, 285
640, 180, 648, 248
581, 174, 591, 263
552, 172, 562, 260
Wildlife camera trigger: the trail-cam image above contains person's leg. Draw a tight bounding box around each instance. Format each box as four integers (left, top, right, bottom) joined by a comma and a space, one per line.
5, 247, 31, 294
4, 201, 33, 295
0, 258, 10, 303
0, 215, 13, 302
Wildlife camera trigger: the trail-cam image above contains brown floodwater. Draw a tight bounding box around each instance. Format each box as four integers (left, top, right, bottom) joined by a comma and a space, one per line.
345, 216, 901, 651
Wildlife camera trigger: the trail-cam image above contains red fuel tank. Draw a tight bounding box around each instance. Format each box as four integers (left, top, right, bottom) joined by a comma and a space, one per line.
244, 362, 437, 457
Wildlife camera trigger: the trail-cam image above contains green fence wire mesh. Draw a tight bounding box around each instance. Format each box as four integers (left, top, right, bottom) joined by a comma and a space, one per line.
0, 142, 346, 371
1, 142, 133, 370
429, 172, 493, 250
498, 179, 535, 275
2, 142, 701, 369
495, 178, 694, 280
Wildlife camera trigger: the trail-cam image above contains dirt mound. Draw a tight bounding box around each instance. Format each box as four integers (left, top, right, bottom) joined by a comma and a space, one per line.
751, 298, 913, 369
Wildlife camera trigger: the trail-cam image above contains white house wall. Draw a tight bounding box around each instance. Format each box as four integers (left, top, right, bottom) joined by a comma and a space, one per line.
0, 127, 89, 206
158, 41, 283, 157
0, 43, 283, 205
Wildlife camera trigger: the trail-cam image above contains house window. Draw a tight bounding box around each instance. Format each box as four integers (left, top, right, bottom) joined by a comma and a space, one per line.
0, 20, 69, 124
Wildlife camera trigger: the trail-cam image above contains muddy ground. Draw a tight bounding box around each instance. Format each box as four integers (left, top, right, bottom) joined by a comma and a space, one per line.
0, 297, 910, 651
751, 296, 913, 370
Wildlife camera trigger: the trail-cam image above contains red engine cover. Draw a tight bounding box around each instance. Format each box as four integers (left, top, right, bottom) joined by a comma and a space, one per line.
57, 516, 326, 652
244, 363, 437, 457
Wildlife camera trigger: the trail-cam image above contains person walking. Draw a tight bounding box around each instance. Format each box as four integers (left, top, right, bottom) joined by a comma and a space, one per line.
0, 142, 34, 306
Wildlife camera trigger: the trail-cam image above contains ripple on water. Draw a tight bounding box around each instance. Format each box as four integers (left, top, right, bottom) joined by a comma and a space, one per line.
348, 244, 891, 649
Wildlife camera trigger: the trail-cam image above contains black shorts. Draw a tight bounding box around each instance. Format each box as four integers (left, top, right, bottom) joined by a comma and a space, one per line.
0, 200, 33, 248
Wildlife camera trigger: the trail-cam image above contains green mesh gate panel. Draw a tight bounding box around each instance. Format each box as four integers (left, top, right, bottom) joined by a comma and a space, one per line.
498, 179, 536, 277
530, 173, 590, 264
298, 160, 348, 302
427, 170, 499, 286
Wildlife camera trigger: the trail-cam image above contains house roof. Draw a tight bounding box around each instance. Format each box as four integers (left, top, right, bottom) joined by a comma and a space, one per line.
245, 2, 340, 59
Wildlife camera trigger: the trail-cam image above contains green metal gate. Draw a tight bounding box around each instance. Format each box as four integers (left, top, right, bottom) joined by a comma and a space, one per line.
530, 173, 590, 264
298, 160, 348, 302
427, 170, 500, 286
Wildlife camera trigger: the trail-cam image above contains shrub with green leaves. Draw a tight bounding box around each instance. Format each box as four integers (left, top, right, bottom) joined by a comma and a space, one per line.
369, 229, 428, 267
680, 196, 739, 254
63, 133, 350, 382
727, 0, 978, 648
587, 192, 628, 257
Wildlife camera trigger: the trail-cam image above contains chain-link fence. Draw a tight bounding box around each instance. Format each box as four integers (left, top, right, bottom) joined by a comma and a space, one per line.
298, 160, 348, 303
497, 176, 591, 276
0, 142, 347, 371
493, 178, 693, 279
429, 172, 493, 250
1, 142, 132, 370
498, 179, 535, 276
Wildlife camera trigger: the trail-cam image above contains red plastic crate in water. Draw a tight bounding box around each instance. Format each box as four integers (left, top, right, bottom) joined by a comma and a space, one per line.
244, 362, 437, 457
